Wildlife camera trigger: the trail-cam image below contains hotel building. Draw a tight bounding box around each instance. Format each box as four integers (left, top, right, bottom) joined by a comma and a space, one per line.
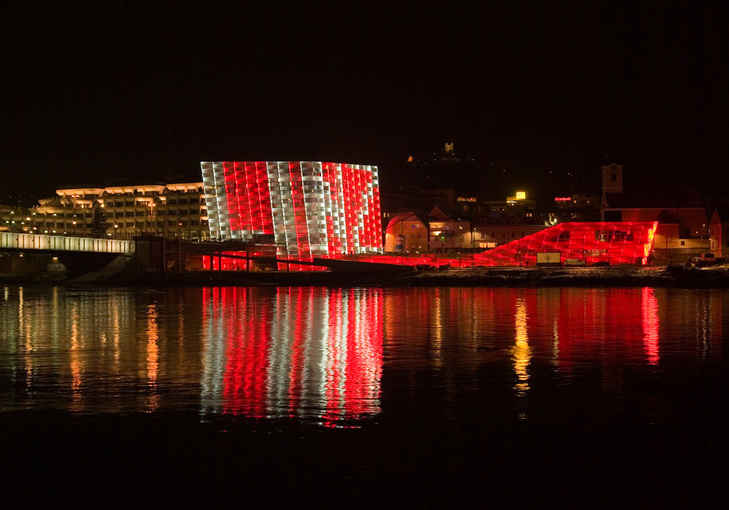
12, 181, 209, 239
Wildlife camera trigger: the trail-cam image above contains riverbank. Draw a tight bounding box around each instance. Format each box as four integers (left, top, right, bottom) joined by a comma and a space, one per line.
4, 265, 729, 288
399, 265, 729, 288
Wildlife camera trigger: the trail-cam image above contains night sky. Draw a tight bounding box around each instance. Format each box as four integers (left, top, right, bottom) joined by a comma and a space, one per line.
3, 1, 728, 206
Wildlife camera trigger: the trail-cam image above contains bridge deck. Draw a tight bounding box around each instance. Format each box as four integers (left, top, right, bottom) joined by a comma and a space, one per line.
0, 232, 134, 255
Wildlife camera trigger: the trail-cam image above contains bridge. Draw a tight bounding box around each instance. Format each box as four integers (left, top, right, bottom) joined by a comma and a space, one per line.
1, 233, 407, 278
0, 232, 134, 255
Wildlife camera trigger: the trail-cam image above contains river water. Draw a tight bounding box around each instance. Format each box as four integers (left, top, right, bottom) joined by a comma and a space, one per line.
2, 285, 728, 507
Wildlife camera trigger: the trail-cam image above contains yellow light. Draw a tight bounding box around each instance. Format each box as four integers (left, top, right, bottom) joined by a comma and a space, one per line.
515, 191, 526, 200
512, 298, 531, 397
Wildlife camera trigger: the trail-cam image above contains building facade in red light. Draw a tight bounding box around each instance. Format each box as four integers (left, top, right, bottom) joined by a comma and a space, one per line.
202, 161, 382, 258
473, 221, 659, 267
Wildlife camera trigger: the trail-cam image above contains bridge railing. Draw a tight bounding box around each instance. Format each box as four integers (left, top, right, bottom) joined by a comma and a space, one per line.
0, 232, 134, 255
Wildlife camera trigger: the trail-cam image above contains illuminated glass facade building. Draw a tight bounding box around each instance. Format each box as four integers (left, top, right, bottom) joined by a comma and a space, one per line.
202, 161, 382, 258
473, 221, 659, 266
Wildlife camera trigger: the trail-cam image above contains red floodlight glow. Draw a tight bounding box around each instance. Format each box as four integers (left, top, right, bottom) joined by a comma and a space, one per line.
473, 221, 659, 267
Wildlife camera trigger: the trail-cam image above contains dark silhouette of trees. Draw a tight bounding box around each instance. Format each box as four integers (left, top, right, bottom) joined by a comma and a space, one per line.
90, 206, 109, 237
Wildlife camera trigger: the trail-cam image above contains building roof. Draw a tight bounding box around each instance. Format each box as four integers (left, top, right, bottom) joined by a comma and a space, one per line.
385, 213, 430, 230
711, 206, 729, 224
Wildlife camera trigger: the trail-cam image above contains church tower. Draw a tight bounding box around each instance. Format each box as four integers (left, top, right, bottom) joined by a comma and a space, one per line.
601, 163, 623, 218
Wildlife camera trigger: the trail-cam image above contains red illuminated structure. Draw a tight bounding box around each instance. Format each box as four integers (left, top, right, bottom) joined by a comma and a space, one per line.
473, 221, 659, 266
202, 161, 382, 258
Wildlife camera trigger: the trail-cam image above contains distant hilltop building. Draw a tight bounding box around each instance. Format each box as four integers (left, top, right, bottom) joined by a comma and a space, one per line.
401, 141, 480, 196
201, 161, 383, 258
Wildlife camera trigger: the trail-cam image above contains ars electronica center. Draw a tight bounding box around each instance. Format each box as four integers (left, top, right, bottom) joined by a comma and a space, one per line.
200, 161, 660, 268
201, 161, 383, 259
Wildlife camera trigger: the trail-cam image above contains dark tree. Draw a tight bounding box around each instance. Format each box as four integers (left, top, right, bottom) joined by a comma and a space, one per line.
90, 206, 109, 237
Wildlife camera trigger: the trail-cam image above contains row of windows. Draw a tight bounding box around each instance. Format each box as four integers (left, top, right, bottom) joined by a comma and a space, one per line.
36, 220, 209, 229
166, 198, 204, 205
478, 230, 539, 239
25, 213, 93, 219
31, 220, 209, 229
35, 222, 92, 228
111, 220, 206, 228
112, 209, 201, 218
107, 200, 205, 208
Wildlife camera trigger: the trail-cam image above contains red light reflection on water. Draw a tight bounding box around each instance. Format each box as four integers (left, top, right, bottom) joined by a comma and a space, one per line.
221, 288, 270, 417
381, 287, 669, 400
642, 288, 660, 365
547, 288, 660, 374
202, 287, 383, 421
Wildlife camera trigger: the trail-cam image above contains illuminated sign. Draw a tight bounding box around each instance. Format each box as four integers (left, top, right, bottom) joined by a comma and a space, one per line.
457, 197, 477, 203
554, 197, 571, 202
507, 191, 527, 202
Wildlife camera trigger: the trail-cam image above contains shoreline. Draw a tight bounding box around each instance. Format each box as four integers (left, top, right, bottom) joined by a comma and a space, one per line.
4, 265, 729, 288
398, 266, 729, 288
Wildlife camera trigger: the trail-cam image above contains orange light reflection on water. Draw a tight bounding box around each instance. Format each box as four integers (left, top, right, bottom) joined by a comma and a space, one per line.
512, 297, 531, 398
146, 304, 159, 411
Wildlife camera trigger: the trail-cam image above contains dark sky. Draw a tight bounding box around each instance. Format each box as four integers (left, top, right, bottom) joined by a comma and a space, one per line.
3, 1, 728, 206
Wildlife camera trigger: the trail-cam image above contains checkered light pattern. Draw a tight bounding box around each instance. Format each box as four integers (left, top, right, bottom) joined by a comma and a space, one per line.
202, 161, 383, 257
472, 221, 659, 266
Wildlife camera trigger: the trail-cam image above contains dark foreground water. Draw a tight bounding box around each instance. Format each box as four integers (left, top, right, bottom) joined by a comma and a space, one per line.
1, 285, 728, 508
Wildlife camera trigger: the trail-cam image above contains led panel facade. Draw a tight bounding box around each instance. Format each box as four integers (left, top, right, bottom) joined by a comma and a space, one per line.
202, 161, 382, 258
472, 221, 659, 266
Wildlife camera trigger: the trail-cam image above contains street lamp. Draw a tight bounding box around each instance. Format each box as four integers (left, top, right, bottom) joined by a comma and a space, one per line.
149, 202, 157, 236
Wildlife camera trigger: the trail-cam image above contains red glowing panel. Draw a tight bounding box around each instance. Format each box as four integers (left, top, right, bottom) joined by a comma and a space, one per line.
473, 221, 659, 267
202, 161, 382, 259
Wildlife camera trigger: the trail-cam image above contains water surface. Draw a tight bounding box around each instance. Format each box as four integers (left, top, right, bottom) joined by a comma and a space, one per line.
1, 285, 728, 507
